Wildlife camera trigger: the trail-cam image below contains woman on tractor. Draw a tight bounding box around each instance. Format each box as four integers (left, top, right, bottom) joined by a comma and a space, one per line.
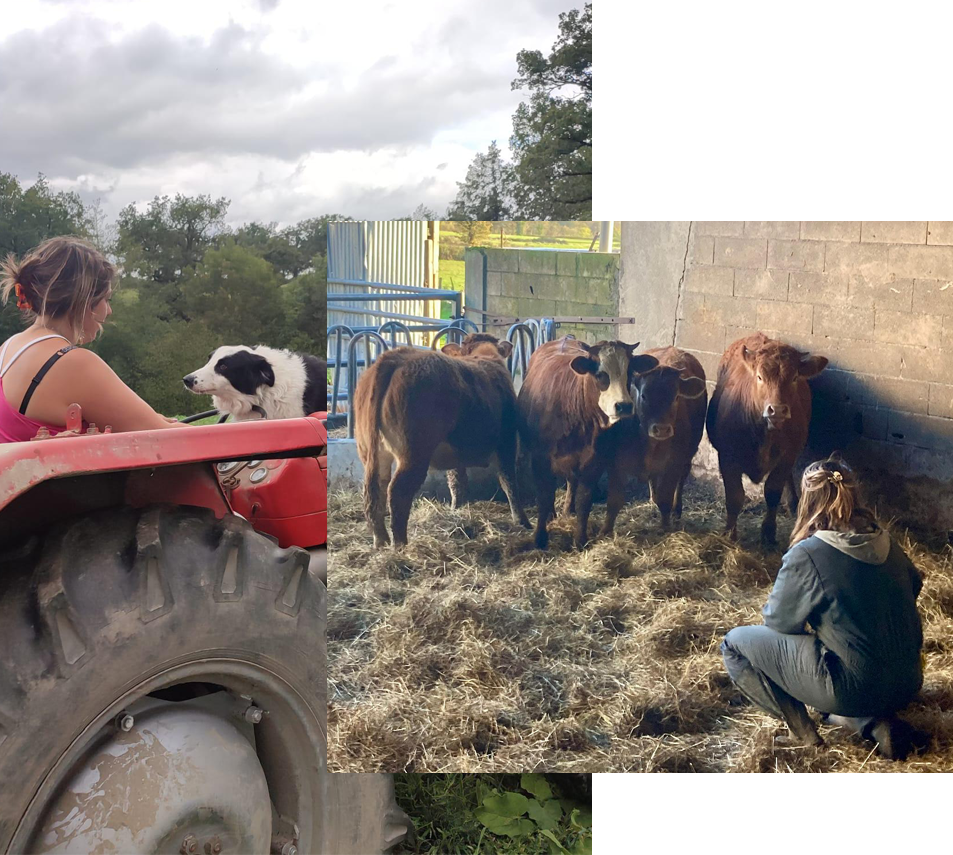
721, 455, 926, 760
0, 236, 185, 442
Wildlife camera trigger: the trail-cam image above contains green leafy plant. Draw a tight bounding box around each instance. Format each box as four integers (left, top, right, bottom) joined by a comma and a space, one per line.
473, 774, 592, 854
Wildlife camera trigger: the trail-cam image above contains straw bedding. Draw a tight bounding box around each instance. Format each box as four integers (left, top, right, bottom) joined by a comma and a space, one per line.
327, 479, 953, 773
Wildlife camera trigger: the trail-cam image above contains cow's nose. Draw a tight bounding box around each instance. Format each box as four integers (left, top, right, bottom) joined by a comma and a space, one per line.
649, 423, 674, 440
183, 374, 196, 389
764, 403, 791, 419
615, 401, 634, 416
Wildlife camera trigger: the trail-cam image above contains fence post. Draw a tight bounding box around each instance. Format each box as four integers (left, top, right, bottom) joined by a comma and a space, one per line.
506, 322, 536, 385
327, 324, 354, 418
378, 321, 413, 348
346, 331, 389, 439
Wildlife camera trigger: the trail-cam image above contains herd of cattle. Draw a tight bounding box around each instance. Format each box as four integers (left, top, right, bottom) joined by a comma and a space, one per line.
354, 330, 829, 551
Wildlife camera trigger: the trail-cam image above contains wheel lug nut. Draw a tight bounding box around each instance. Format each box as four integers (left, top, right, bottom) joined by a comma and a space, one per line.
180, 834, 197, 855
115, 712, 134, 732
243, 705, 265, 724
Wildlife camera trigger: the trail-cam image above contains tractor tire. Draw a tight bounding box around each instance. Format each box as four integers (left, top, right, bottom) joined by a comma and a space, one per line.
324, 774, 412, 855
0, 504, 342, 854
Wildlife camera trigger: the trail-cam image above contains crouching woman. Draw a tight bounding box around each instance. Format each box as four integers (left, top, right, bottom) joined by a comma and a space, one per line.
721, 456, 925, 760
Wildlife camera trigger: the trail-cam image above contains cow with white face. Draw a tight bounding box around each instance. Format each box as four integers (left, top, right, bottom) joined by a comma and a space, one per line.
568, 341, 639, 423
518, 337, 659, 549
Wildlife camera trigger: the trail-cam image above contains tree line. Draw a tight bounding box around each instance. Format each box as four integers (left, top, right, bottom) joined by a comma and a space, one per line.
443, 3, 592, 222
0, 174, 332, 416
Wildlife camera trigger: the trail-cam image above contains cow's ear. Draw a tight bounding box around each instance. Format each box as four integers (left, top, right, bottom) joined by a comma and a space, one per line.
570, 355, 599, 375
799, 354, 828, 378
442, 343, 463, 357
741, 345, 758, 373
629, 354, 659, 375
679, 375, 707, 399
496, 340, 514, 359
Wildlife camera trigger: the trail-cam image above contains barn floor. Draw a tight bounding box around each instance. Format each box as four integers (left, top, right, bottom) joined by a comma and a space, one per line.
327, 480, 953, 773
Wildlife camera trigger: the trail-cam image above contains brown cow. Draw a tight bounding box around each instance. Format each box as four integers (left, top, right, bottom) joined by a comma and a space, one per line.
624, 346, 708, 528
354, 333, 530, 548
518, 337, 659, 550
706, 332, 829, 545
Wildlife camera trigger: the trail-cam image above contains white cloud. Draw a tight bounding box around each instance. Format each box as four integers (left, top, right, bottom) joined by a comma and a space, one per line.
1, 0, 572, 225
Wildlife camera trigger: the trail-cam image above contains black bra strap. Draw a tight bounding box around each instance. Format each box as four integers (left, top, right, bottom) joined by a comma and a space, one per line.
19, 346, 78, 416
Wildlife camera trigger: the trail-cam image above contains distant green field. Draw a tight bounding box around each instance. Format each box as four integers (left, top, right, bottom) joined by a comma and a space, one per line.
437, 238, 621, 294
439, 259, 466, 291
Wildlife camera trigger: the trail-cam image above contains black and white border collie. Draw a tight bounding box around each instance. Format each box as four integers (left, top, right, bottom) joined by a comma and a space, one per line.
184, 345, 327, 420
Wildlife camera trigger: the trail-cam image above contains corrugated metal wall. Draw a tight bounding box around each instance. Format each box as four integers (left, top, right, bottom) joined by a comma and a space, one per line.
327, 221, 438, 341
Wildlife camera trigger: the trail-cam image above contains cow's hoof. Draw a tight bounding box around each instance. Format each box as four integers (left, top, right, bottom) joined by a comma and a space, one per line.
761, 535, 779, 551
534, 533, 549, 550
516, 514, 532, 529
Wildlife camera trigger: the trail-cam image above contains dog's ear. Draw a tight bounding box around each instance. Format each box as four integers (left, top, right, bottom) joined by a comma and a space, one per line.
259, 362, 275, 387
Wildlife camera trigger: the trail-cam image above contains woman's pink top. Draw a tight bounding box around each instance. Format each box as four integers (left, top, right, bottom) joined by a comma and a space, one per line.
0, 334, 85, 443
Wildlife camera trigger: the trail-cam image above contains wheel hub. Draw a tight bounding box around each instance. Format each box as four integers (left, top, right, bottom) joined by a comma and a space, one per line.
31, 700, 272, 854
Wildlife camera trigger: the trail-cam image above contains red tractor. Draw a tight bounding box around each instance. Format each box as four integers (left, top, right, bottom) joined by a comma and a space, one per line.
0, 410, 407, 855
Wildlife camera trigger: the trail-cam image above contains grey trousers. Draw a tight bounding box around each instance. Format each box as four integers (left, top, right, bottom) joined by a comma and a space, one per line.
721, 625, 915, 734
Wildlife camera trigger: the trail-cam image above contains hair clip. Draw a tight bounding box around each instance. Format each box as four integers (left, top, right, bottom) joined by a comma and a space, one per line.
14, 282, 32, 311
829, 471, 843, 484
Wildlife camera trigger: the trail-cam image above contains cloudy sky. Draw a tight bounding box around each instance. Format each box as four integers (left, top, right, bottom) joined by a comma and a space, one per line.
0, 0, 573, 226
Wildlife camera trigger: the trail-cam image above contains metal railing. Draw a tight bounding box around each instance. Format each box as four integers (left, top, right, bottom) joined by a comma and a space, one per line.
327, 318, 559, 438
327, 279, 462, 337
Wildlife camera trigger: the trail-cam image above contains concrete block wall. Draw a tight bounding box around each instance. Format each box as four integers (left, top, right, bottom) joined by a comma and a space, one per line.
464, 248, 620, 343
621, 221, 953, 532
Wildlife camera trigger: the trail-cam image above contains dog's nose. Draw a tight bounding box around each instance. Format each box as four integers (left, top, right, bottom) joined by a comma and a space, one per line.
183, 374, 196, 389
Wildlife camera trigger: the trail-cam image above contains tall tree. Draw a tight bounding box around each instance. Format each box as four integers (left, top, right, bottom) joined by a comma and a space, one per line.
116, 194, 229, 316
510, 3, 592, 220
446, 141, 516, 222
181, 243, 286, 346
281, 255, 328, 356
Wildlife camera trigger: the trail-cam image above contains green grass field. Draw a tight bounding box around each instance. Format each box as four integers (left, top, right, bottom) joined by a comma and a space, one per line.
437, 230, 621, 293
439, 259, 466, 291
171, 414, 221, 425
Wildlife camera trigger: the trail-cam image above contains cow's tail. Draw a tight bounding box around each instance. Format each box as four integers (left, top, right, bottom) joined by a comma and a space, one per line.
354, 355, 399, 480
